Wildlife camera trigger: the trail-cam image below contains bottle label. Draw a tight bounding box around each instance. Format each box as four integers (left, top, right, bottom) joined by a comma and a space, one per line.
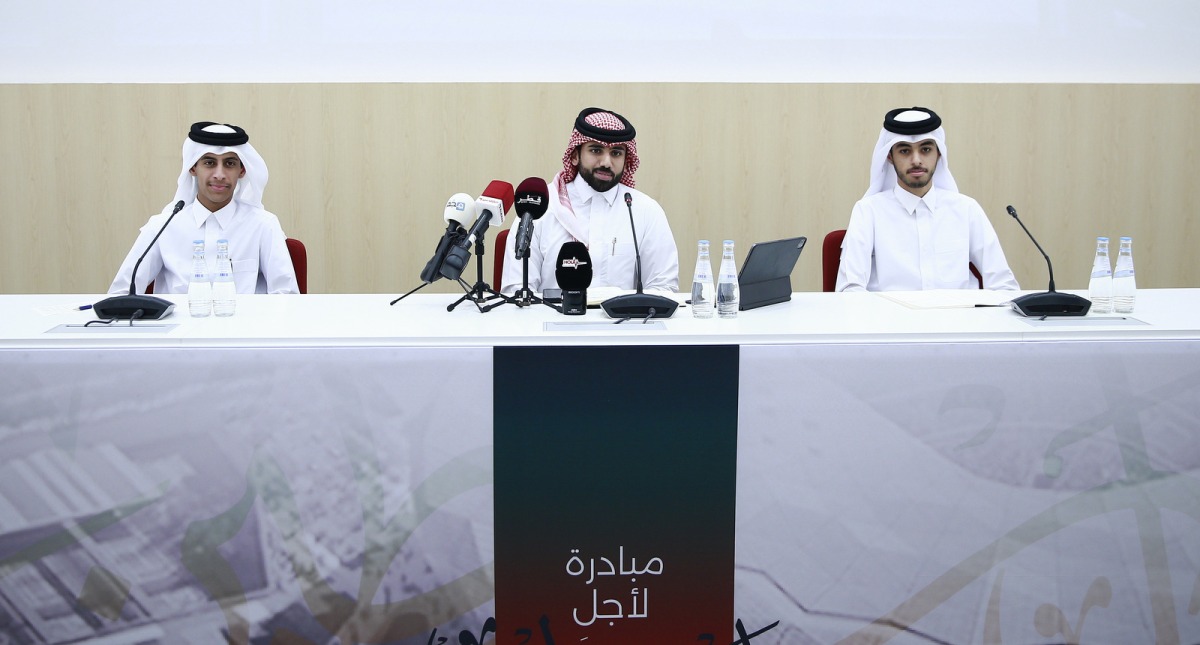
1114, 269, 1134, 278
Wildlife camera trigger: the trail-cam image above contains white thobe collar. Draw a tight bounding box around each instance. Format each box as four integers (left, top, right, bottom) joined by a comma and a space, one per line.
190, 199, 238, 230
893, 184, 940, 216
568, 173, 621, 211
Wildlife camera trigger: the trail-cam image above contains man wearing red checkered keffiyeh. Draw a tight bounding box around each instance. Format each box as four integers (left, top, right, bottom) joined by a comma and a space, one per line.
500, 107, 679, 296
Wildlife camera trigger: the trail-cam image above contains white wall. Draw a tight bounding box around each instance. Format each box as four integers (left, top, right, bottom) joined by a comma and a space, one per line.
3, 0, 1198, 83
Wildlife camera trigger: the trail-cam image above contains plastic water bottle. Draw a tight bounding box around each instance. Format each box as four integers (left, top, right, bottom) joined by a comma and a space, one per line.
716, 240, 740, 318
691, 240, 716, 319
186, 239, 212, 317
1112, 236, 1136, 313
1088, 236, 1113, 314
212, 239, 237, 317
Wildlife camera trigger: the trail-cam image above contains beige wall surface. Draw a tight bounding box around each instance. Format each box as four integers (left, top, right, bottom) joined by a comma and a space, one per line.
1, 83, 1196, 295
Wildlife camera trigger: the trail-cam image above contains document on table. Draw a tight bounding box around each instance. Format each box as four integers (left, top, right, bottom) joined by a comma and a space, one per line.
878, 289, 1016, 309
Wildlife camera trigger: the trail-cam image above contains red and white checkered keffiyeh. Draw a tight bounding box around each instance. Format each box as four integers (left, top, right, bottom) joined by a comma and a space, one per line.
559, 110, 640, 188
552, 109, 641, 235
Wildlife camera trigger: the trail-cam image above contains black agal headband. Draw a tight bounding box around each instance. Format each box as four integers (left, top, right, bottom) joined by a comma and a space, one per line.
883, 107, 942, 136
188, 122, 250, 146
574, 108, 635, 143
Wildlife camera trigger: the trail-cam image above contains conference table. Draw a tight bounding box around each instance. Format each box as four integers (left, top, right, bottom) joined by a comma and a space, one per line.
1, 290, 1197, 645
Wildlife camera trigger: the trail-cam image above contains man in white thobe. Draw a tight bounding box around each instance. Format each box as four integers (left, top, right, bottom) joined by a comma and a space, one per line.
108, 121, 298, 295
836, 106, 1019, 292
500, 107, 678, 296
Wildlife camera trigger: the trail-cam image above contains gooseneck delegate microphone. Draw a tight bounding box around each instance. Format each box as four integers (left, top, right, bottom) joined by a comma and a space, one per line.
600, 192, 679, 319
1006, 205, 1090, 316
93, 200, 187, 320
440, 180, 514, 282
420, 193, 477, 284
512, 177, 549, 260
555, 241, 593, 315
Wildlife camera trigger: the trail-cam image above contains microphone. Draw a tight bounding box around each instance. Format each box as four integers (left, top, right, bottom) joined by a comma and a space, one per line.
600, 192, 679, 319
1006, 205, 1090, 316
512, 177, 549, 260
440, 180, 515, 281
419, 193, 477, 283
555, 241, 593, 315
93, 200, 187, 320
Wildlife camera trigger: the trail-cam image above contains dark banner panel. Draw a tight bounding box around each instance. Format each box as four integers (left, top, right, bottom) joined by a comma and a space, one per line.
494, 345, 739, 644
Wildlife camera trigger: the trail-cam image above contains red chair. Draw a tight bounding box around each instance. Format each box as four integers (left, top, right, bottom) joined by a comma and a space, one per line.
822, 228, 981, 291
821, 230, 847, 292
147, 237, 307, 294
286, 238, 308, 294
493, 228, 510, 288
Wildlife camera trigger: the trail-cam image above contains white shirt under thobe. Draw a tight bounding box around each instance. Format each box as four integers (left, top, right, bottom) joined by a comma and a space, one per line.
108, 200, 298, 295
500, 174, 679, 295
836, 185, 1019, 292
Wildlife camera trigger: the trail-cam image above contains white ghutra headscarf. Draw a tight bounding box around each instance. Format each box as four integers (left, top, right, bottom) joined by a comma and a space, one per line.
864, 106, 958, 198
164, 121, 269, 214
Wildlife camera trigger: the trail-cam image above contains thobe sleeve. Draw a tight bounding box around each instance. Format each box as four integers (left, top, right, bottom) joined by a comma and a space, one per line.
108, 215, 166, 295
835, 201, 874, 292
261, 217, 299, 294
638, 201, 680, 294
967, 203, 1020, 291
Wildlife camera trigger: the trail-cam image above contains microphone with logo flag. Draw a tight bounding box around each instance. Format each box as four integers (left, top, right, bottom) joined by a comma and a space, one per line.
510, 177, 550, 304
392, 193, 477, 305
420, 193, 476, 284
554, 241, 592, 315
440, 180, 514, 282
512, 177, 549, 260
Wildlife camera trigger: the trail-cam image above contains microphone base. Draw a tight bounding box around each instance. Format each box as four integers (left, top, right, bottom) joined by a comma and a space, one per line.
93, 294, 175, 320
561, 289, 586, 315
1010, 291, 1091, 317
601, 293, 678, 319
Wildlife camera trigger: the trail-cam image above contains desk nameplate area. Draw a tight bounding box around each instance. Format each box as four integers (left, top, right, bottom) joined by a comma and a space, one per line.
45, 323, 180, 334
543, 321, 667, 332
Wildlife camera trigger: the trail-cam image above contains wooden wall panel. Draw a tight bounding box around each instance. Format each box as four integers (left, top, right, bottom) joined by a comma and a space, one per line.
1, 83, 1196, 294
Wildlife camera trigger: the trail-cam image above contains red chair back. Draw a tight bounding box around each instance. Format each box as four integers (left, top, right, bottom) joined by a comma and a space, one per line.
821, 229, 846, 292
286, 237, 308, 294
493, 228, 510, 288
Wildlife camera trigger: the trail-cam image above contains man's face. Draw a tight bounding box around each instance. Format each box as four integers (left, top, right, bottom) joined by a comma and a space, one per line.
190, 152, 245, 211
572, 142, 626, 193
888, 139, 940, 196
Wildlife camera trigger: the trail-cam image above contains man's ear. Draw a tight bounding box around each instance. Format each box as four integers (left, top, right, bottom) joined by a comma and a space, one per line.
238, 166, 246, 178
570, 148, 580, 166
886, 151, 894, 165
189, 164, 197, 176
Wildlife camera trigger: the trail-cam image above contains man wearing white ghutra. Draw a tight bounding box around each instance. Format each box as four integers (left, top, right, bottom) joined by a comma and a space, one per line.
108, 121, 298, 295
836, 106, 1019, 292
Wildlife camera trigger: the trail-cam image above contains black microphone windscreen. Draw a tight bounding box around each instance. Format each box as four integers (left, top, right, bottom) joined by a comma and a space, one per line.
555, 241, 593, 290
514, 177, 549, 220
